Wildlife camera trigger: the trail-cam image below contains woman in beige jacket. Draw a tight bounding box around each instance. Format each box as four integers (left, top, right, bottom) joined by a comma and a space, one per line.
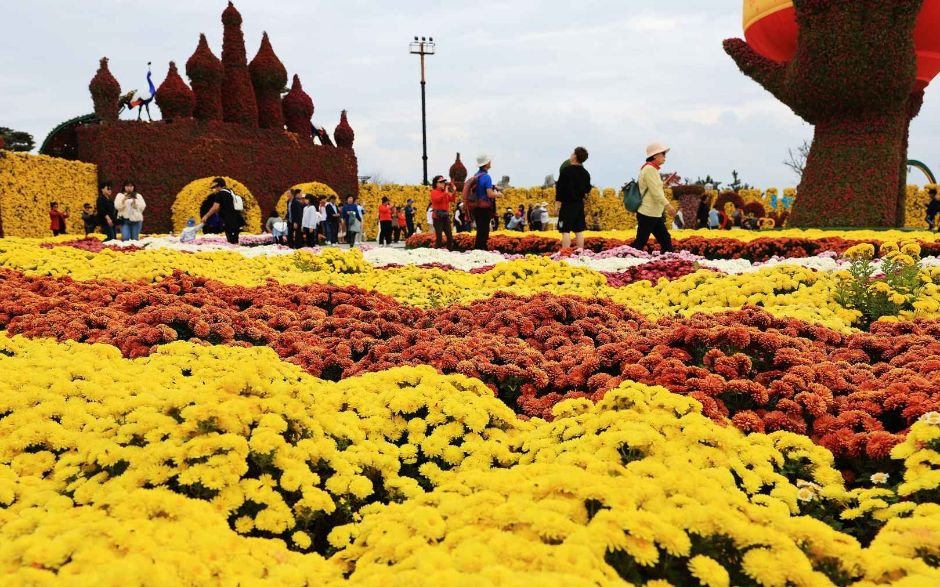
631, 143, 675, 253
114, 180, 147, 241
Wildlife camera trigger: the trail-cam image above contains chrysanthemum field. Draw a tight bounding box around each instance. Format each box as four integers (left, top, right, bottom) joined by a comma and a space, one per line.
2, 230, 940, 586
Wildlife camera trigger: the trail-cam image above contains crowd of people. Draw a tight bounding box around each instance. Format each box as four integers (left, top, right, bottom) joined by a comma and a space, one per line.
55, 164, 940, 246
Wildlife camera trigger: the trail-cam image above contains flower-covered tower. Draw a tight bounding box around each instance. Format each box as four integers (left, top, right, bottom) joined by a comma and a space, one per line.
249, 32, 288, 129
221, 1, 258, 127
282, 74, 314, 139
186, 34, 224, 122
334, 110, 354, 149
155, 62, 196, 121
89, 57, 121, 122
449, 152, 467, 191
725, 0, 933, 227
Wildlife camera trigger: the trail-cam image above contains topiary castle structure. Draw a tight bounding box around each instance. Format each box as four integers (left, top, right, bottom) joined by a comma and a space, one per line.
43, 2, 358, 233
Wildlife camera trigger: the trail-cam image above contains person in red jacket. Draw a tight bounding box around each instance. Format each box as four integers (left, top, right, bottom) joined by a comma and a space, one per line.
394, 207, 407, 243
378, 197, 393, 246
49, 202, 70, 236
429, 175, 456, 250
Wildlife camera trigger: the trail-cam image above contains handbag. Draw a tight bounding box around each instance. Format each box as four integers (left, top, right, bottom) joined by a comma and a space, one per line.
622, 180, 648, 213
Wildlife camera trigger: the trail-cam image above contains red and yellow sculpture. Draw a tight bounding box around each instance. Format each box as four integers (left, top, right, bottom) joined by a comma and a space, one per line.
744, 0, 940, 90
728, 0, 939, 227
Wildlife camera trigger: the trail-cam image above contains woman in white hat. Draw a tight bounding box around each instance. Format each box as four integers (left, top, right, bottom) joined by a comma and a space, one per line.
631, 143, 675, 253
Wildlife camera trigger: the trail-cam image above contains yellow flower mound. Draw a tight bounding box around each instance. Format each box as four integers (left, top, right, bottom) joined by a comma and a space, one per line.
0, 151, 97, 237
171, 176, 262, 234
4, 239, 940, 332
275, 182, 340, 216
3, 333, 939, 584
607, 265, 866, 329
0, 475, 340, 585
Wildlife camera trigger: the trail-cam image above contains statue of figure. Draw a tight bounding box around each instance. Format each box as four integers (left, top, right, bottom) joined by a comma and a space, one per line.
118, 63, 157, 121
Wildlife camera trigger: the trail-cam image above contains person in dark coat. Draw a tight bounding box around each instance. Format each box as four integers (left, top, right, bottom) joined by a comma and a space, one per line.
200, 178, 241, 245
96, 181, 117, 240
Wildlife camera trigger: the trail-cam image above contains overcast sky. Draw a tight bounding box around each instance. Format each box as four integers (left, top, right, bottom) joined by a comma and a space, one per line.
2, 0, 938, 189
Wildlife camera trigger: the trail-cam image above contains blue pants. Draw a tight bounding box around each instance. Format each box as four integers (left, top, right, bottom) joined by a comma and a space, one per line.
121, 220, 143, 241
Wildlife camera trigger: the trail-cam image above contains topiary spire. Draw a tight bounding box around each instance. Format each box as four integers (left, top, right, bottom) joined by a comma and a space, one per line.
155, 61, 196, 121
249, 32, 288, 129
221, 1, 258, 126
334, 110, 354, 149
186, 33, 224, 121
449, 152, 468, 191
89, 57, 121, 122
282, 74, 313, 139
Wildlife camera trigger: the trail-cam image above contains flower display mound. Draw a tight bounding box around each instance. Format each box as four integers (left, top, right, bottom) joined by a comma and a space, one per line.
39, 237, 145, 253
276, 181, 339, 215
171, 176, 262, 233
406, 231, 940, 261
602, 258, 711, 286
3, 333, 940, 585
3, 269, 940, 481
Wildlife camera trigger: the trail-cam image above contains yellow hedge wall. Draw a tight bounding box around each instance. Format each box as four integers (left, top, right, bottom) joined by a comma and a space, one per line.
0, 151, 97, 238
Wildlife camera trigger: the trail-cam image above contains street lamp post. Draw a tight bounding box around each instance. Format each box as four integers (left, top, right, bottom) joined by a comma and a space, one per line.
409, 36, 435, 186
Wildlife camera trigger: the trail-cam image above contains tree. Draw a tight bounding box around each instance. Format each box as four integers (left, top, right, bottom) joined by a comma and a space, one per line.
0, 127, 35, 152
783, 140, 811, 181
694, 175, 723, 190
728, 170, 751, 192
724, 0, 923, 227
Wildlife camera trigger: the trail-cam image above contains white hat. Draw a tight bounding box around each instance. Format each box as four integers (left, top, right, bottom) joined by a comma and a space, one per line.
645, 143, 670, 158
539, 202, 548, 207
476, 154, 492, 167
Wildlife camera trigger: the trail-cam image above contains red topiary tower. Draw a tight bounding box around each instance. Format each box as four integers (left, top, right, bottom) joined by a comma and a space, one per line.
221, 1, 258, 127
186, 34, 224, 122
334, 110, 354, 149
282, 74, 313, 139
249, 32, 288, 129
724, 1, 924, 227
155, 62, 196, 121
449, 152, 467, 191
89, 57, 121, 122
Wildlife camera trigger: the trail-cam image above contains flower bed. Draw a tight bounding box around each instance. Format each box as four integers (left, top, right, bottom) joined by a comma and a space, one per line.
2, 333, 940, 584
406, 229, 940, 261
2, 234, 940, 584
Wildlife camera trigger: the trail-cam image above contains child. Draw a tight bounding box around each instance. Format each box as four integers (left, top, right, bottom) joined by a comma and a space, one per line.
81, 203, 97, 238
49, 202, 69, 236
394, 206, 407, 243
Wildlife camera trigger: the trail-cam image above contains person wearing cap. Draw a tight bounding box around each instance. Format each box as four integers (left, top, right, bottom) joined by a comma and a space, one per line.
429, 174, 456, 250
555, 146, 592, 249
472, 154, 497, 250
201, 178, 242, 245
631, 143, 675, 253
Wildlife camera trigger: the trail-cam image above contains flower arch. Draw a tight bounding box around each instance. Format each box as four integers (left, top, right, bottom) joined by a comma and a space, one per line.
275, 182, 339, 216
171, 176, 261, 233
